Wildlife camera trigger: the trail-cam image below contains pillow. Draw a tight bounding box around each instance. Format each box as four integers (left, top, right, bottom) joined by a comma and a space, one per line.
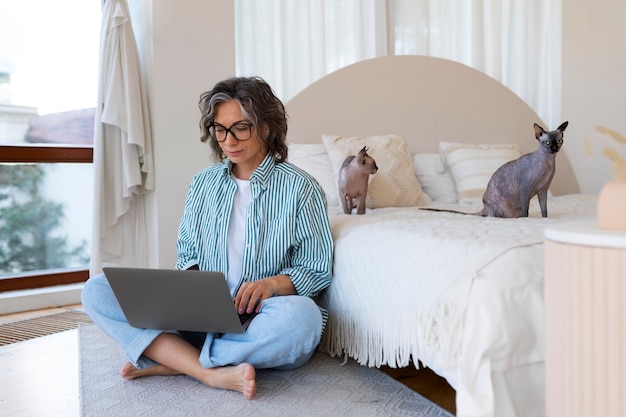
322, 134, 426, 208
287, 143, 339, 207
439, 142, 522, 204
412, 153, 458, 203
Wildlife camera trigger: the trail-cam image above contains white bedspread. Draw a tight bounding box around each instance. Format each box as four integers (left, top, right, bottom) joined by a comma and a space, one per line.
319, 194, 598, 417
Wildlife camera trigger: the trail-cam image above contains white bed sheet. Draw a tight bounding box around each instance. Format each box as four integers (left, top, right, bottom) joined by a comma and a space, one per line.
319, 194, 598, 417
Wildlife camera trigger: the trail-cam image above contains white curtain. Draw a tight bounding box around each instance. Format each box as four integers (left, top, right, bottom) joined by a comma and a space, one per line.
235, 0, 561, 128
235, 0, 388, 102
391, 0, 561, 128
91, 0, 156, 275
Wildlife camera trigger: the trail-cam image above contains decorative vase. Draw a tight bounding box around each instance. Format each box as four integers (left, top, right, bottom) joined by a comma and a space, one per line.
597, 180, 626, 231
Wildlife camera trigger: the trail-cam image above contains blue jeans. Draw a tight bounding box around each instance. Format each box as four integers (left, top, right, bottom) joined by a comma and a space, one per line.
81, 273, 323, 371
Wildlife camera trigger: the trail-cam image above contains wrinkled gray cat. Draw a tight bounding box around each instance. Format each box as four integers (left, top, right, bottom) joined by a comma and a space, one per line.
427, 121, 568, 218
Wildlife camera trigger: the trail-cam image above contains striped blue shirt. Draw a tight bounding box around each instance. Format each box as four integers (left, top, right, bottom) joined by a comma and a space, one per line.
176, 154, 334, 325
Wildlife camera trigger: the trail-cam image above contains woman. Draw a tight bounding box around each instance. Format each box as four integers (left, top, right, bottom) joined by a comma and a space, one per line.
82, 76, 334, 400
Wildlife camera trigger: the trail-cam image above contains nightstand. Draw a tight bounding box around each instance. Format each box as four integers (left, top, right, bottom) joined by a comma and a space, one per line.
544, 221, 626, 417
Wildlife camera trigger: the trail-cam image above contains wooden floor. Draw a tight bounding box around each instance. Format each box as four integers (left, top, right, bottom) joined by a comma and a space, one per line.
0, 305, 456, 416
381, 362, 456, 414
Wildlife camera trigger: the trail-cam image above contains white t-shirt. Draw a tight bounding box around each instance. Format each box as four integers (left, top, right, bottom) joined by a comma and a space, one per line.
227, 176, 251, 295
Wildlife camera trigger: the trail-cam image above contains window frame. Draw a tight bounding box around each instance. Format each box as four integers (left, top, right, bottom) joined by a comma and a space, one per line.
0, 145, 92, 291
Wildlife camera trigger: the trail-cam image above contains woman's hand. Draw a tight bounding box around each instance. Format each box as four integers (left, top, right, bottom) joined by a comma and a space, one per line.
234, 274, 296, 314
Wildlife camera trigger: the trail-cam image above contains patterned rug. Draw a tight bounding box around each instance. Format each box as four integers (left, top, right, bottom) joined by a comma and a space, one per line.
79, 324, 454, 417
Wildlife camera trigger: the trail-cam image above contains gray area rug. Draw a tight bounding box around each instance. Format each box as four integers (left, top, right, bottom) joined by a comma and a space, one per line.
79, 323, 454, 416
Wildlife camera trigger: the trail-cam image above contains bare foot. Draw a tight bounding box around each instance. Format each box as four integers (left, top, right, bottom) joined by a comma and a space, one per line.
203, 363, 257, 400
120, 360, 256, 400
120, 361, 181, 380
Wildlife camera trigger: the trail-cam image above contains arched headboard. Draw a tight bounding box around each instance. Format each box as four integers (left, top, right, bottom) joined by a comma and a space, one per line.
285, 55, 579, 195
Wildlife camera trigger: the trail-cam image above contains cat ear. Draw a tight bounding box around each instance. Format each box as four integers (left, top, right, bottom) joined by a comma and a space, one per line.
355, 146, 366, 161
534, 123, 545, 139
557, 121, 569, 132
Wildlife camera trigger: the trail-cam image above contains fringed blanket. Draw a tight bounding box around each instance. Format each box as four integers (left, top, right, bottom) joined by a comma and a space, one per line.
318, 195, 598, 374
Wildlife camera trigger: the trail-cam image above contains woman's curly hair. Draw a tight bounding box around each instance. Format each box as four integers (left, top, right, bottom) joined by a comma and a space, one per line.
198, 76, 288, 163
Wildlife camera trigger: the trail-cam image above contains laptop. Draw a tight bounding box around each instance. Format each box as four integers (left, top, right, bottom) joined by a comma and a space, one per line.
103, 267, 248, 333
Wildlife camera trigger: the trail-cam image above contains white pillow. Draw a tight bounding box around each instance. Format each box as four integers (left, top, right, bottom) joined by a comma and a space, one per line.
439, 142, 522, 205
322, 134, 426, 209
412, 153, 458, 203
287, 143, 339, 207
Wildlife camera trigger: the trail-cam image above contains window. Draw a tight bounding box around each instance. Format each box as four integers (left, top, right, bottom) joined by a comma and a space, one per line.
0, 0, 101, 291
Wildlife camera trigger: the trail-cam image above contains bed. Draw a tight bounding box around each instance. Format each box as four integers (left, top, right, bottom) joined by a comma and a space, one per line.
283, 55, 598, 417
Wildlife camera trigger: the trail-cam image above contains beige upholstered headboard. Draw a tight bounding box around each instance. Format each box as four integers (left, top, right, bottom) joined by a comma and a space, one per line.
285, 55, 579, 195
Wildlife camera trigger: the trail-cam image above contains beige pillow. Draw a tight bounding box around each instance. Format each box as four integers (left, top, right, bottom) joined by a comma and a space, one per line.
439, 142, 522, 204
322, 134, 426, 208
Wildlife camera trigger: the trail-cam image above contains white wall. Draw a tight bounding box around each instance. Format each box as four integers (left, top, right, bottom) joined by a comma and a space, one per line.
135, 0, 235, 268
562, 0, 626, 194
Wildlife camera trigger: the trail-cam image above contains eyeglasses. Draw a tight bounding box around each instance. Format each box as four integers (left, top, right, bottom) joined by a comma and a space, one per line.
208, 122, 254, 142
